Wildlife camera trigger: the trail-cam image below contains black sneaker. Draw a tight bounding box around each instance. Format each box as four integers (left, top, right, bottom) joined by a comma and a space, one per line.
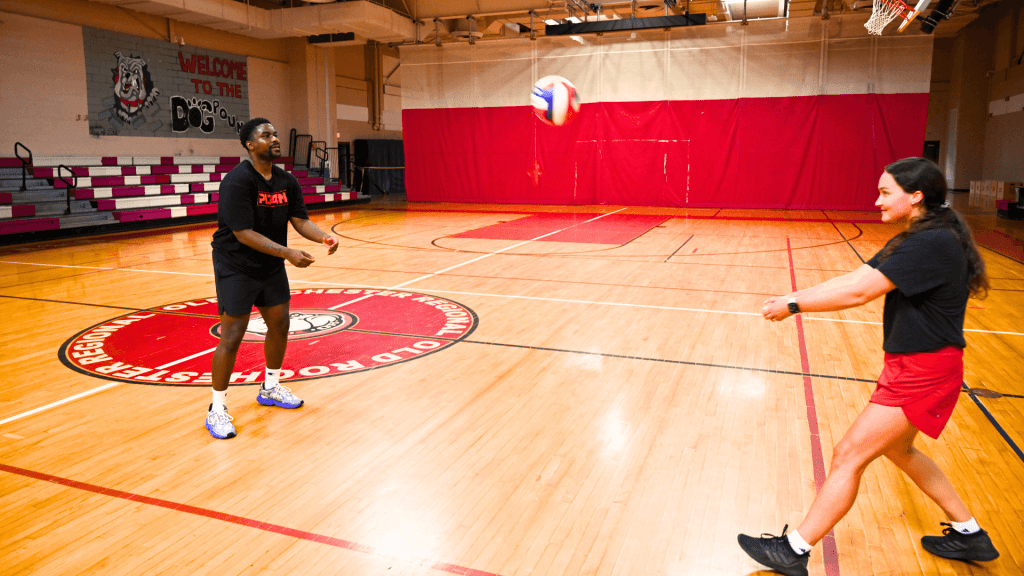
921, 523, 999, 561
737, 524, 809, 576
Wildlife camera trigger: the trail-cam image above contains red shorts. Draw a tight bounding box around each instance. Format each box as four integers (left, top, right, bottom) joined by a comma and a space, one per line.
870, 346, 963, 439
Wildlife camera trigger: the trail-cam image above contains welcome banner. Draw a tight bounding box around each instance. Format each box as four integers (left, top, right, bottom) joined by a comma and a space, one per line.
83, 27, 250, 139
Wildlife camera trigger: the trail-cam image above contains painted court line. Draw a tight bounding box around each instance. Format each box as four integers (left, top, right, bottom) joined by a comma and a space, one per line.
3, 260, 1023, 337
327, 208, 626, 311
961, 384, 1024, 465
0, 261, 114, 271
664, 234, 694, 262
0, 211, 630, 425
465, 339, 877, 383
157, 347, 219, 370
0, 463, 503, 576
786, 238, 841, 576
0, 382, 123, 426
0, 260, 212, 277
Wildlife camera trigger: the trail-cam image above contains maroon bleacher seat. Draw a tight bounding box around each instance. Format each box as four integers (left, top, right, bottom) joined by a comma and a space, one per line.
0, 217, 59, 235
2, 153, 354, 237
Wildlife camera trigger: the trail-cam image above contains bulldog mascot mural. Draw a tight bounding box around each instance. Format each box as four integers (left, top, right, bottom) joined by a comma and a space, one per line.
111, 51, 160, 123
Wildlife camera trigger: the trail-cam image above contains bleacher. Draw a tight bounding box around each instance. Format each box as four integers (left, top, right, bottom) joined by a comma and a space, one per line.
0, 153, 364, 241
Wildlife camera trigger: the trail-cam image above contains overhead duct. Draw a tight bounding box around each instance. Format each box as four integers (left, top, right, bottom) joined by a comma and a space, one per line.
85, 0, 416, 42
87, 0, 278, 37
308, 32, 357, 46
274, 1, 416, 42
545, 14, 707, 35
499, 22, 523, 38
447, 17, 483, 41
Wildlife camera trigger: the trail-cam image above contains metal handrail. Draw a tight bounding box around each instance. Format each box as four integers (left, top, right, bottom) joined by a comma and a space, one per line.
308, 140, 326, 177
314, 146, 346, 184
57, 165, 78, 216
14, 142, 32, 192
314, 147, 329, 180
292, 134, 313, 168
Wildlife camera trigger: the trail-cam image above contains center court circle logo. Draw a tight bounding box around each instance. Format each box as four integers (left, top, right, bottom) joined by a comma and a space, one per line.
59, 288, 478, 386
211, 310, 357, 342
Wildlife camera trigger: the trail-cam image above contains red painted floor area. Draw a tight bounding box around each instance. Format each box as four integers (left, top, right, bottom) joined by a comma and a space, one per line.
975, 229, 1024, 263
451, 213, 669, 245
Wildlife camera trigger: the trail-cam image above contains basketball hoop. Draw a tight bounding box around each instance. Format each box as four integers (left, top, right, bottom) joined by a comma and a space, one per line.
864, 0, 931, 35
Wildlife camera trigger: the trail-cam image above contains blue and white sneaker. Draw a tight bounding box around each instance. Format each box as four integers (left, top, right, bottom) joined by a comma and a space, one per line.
205, 405, 236, 439
257, 385, 304, 409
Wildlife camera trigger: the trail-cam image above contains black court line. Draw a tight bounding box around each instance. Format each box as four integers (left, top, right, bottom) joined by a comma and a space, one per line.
663, 235, 694, 262
348, 328, 459, 340
0, 294, 141, 311
825, 216, 865, 263
20, 293, 1024, 404
960, 389, 1024, 399
962, 383, 1024, 465
148, 309, 221, 319
462, 339, 877, 383
1, 244, 214, 270
0, 269, 113, 291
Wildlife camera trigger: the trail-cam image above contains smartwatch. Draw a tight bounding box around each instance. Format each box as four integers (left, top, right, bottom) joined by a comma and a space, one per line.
787, 297, 800, 314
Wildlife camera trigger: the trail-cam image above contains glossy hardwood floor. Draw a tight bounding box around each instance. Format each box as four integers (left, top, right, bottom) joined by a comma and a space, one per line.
1, 194, 1021, 576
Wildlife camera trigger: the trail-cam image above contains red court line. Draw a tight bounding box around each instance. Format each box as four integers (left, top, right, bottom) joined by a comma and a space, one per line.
786, 238, 841, 576
0, 463, 502, 576
390, 207, 881, 224
711, 216, 879, 224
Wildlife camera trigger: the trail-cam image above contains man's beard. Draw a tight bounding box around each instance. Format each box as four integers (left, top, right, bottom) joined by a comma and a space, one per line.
261, 146, 282, 161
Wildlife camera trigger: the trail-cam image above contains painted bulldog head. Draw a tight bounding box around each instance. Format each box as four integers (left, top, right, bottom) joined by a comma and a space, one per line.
112, 51, 154, 115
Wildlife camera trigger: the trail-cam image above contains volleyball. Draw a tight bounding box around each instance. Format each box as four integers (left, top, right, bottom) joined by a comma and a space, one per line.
531, 75, 581, 127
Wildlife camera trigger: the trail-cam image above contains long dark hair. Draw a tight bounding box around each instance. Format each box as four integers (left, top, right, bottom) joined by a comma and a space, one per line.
880, 157, 989, 298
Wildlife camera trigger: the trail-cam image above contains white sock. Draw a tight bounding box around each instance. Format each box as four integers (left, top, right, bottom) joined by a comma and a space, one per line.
787, 530, 813, 555
263, 368, 280, 390
950, 518, 981, 534
211, 389, 227, 412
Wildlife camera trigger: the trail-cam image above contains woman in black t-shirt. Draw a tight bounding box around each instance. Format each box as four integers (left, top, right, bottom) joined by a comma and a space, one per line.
737, 158, 998, 576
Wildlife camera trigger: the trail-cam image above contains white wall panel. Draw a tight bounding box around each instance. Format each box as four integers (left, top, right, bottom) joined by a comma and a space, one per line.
400, 14, 933, 110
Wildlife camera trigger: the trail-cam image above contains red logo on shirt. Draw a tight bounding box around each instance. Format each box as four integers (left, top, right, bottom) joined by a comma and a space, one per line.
257, 191, 288, 207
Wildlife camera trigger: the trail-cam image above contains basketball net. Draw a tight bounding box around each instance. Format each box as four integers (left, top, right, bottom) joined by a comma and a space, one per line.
864, 0, 909, 35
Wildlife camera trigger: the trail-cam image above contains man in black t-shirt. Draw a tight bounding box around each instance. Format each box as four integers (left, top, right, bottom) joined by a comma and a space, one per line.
205, 117, 338, 439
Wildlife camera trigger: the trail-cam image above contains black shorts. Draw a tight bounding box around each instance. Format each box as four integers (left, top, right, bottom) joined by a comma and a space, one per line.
213, 260, 291, 316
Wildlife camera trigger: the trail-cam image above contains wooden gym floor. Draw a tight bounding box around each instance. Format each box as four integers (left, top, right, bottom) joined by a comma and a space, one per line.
0, 195, 1022, 576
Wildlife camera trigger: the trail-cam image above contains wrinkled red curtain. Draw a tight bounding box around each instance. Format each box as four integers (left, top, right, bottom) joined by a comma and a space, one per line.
403, 93, 928, 210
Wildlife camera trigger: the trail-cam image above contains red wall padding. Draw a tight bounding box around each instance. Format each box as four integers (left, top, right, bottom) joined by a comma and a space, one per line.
403, 93, 929, 210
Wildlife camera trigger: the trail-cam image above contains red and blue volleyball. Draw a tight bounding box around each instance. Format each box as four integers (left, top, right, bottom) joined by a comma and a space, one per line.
531, 75, 581, 127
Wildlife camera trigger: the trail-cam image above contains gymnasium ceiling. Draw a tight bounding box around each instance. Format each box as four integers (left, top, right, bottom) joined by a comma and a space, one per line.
87, 0, 1004, 43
